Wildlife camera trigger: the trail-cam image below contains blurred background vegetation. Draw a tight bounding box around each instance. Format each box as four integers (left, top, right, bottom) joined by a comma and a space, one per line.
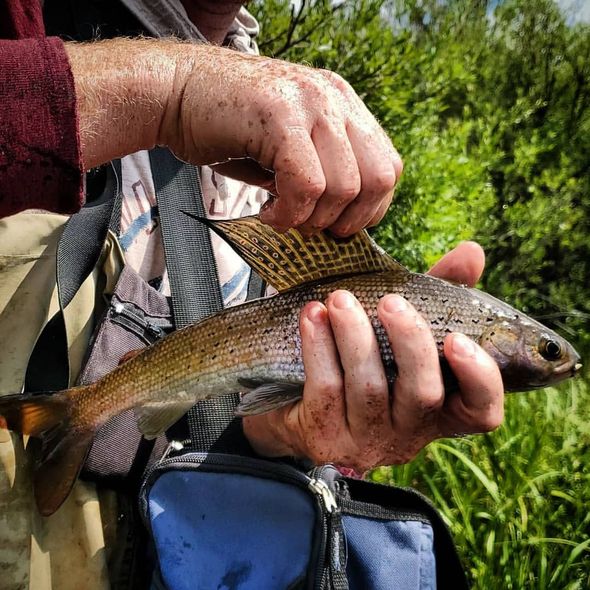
251, 1, 589, 587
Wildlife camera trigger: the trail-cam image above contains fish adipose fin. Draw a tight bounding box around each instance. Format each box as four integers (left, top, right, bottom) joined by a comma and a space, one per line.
182, 212, 407, 292
0, 388, 96, 517
236, 381, 304, 416
135, 402, 196, 439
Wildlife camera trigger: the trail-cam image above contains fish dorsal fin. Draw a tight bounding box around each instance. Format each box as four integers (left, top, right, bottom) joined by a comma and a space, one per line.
135, 402, 195, 440
185, 213, 406, 292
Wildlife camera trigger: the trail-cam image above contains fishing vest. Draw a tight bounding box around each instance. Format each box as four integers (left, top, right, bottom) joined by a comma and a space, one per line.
0, 144, 266, 590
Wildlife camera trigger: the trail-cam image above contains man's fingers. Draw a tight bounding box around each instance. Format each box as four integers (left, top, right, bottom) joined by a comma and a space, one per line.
427, 241, 485, 288
329, 125, 400, 236
298, 302, 347, 438
259, 126, 325, 231
297, 121, 361, 233
440, 333, 504, 436
326, 290, 391, 439
378, 295, 444, 441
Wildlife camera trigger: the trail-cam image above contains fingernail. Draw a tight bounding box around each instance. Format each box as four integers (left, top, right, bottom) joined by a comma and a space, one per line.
382, 294, 408, 313
451, 333, 476, 358
332, 290, 355, 309
307, 304, 325, 324
332, 223, 352, 237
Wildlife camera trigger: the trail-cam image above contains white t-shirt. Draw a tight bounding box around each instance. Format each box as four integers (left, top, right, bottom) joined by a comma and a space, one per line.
118, 152, 267, 304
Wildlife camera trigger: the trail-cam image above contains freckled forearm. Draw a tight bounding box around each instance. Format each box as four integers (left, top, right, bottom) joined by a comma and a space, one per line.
65, 39, 182, 170
64, 38, 264, 170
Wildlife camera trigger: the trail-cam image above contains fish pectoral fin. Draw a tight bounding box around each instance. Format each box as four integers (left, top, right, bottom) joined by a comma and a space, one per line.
135, 402, 196, 439
236, 382, 303, 416
182, 213, 407, 293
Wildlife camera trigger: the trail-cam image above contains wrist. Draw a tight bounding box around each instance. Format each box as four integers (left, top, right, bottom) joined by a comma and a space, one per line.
65, 39, 177, 169
242, 409, 305, 459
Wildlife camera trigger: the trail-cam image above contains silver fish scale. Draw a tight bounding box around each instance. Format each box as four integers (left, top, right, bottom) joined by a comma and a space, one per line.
90, 269, 521, 419
251, 271, 511, 386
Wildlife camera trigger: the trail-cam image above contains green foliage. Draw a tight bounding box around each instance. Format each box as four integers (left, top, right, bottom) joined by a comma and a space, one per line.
251, 0, 590, 586
371, 379, 590, 589
253, 0, 590, 348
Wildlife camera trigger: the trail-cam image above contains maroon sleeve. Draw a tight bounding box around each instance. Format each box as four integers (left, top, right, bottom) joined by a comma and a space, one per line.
0, 0, 45, 39
0, 37, 84, 217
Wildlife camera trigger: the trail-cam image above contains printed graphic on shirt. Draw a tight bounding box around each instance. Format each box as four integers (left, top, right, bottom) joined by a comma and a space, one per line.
119, 153, 169, 293
118, 151, 267, 306
200, 166, 267, 306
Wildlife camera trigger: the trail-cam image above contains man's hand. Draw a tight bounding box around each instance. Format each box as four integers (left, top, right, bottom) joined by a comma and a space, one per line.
242, 241, 504, 471
165, 53, 402, 236
66, 39, 401, 236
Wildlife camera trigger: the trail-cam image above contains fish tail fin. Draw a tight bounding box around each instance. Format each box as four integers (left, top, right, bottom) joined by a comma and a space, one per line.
0, 392, 70, 436
0, 387, 96, 516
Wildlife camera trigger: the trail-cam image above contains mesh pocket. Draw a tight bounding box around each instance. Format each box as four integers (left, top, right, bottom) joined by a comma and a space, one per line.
79, 265, 172, 481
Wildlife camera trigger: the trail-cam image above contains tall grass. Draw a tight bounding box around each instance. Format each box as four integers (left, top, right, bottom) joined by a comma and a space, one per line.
371, 377, 590, 589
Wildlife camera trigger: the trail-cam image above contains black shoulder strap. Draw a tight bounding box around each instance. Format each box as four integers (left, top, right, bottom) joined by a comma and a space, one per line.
25, 161, 121, 393
148, 148, 223, 326
148, 148, 241, 451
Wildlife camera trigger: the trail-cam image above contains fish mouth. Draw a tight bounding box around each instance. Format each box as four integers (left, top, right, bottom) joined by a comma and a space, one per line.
552, 359, 582, 379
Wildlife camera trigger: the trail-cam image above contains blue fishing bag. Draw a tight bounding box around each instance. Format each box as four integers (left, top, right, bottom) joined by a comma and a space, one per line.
140, 451, 469, 590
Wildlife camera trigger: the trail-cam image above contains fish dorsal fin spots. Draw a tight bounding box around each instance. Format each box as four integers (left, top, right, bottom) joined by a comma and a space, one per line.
190, 214, 406, 292
135, 402, 195, 440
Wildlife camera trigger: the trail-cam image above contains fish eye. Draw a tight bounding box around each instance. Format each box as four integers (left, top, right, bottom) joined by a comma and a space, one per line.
539, 337, 563, 361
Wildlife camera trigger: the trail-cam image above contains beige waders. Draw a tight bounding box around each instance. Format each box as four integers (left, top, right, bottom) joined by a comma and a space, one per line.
0, 213, 123, 590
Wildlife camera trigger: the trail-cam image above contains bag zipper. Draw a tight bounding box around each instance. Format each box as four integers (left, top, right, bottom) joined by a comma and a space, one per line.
308, 476, 348, 590
308, 478, 338, 513
109, 300, 170, 344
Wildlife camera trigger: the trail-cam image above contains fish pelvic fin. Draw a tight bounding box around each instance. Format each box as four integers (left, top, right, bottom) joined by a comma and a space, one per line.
236, 382, 304, 416
181, 212, 407, 293
135, 401, 196, 439
0, 387, 96, 516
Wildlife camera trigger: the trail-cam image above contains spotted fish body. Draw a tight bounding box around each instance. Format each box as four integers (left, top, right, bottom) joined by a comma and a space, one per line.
112, 272, 520, 414
0, 216, 581, 515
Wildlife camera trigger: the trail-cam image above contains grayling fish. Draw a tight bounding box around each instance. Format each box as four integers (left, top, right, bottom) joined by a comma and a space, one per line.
0, 215, 582, 515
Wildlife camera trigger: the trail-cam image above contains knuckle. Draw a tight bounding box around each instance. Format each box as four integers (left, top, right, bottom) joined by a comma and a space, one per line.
416, 392, 444, 414
311, 375, 342, 398
301, 178, 327, 202
360, 378, 388, 403
470, 407, 504, 433
368, 168, 397, 196
287, 180, 326, 213
335, 183, 360, 204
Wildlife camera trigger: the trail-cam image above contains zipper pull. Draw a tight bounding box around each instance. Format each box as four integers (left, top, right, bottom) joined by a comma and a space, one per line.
161, 439, 185, 461
308, 477, 338, 514
309, 477, 348, 581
